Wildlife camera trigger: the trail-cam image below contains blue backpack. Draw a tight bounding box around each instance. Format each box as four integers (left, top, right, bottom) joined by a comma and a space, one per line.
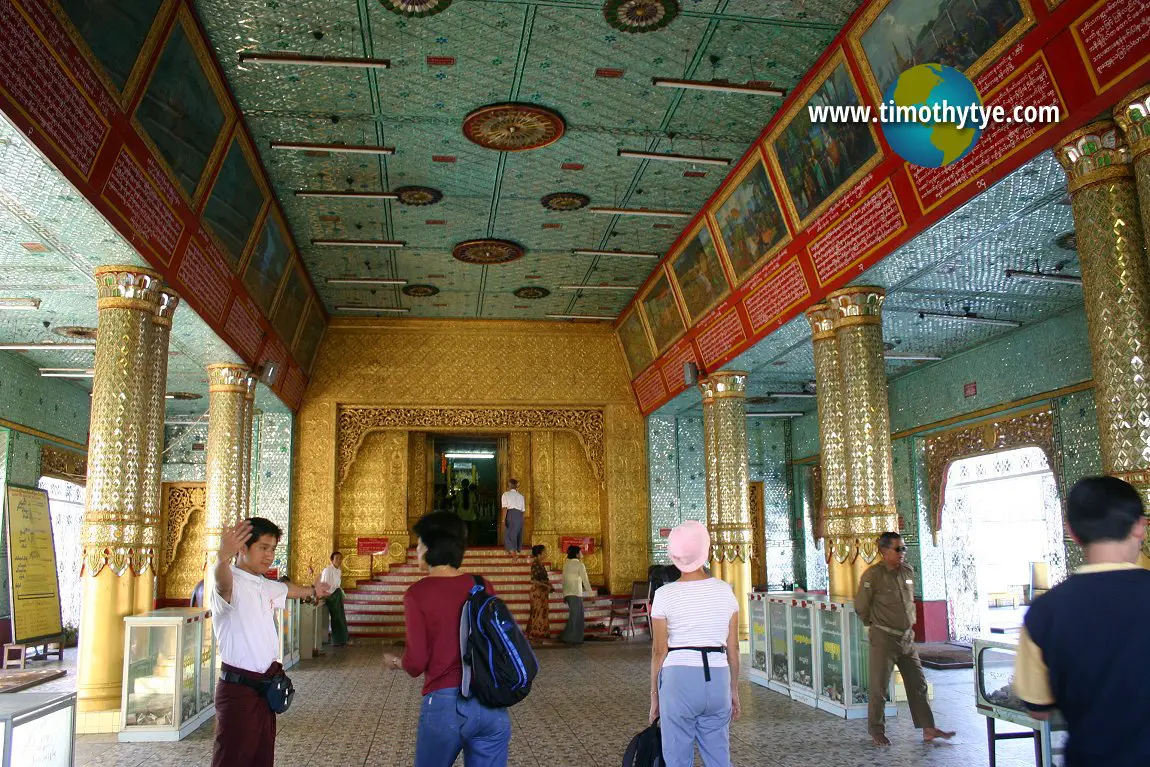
459, 575, 538, 707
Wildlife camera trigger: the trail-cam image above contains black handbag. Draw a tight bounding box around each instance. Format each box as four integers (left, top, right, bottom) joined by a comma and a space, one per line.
622, 718, 663, 767
263, 673, 295, 714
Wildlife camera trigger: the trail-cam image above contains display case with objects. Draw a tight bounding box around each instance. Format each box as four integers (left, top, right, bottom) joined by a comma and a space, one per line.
0, 692, 75, 766
766, 596, 791, 694
973, 636, 1065, 767
787, 596, 818, 706
747, 595, 769, 686
814, 600, 895, 719
275, 598, 301, 670
120, 608, 215, 741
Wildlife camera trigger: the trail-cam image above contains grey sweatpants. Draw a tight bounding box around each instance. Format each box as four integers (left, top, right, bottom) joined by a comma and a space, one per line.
658, 665, 732, 767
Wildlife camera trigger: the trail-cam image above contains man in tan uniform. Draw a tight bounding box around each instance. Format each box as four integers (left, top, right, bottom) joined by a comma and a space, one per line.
855, 532, 955, 746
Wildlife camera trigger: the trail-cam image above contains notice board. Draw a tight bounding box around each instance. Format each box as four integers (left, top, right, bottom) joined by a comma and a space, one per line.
4, 485, 63, 643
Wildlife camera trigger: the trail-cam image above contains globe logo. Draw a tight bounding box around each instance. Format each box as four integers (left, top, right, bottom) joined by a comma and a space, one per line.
881, 64, 983, 168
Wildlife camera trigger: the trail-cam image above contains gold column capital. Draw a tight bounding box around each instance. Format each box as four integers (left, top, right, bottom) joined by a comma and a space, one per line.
805, 302, 836, 340
698, 370, 748, 401
207, 363, 251, 393
1114, 85, 1150, 161
826, 286, 885, 327
152, 288, 180, 327
1055, 120, 1133, 193
94, 265, 163, 312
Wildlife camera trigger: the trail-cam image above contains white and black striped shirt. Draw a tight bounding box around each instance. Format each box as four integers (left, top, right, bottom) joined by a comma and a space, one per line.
651, 577, 738, 668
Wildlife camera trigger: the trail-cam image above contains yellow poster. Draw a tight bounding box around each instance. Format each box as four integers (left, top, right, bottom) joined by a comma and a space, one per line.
4, 486, 63, 642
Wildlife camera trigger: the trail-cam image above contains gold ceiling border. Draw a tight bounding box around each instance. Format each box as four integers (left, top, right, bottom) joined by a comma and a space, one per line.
925, 406, 1059, 544
337, 406, 605, 486
40, 444, 87, 483
161, 483, 206, 576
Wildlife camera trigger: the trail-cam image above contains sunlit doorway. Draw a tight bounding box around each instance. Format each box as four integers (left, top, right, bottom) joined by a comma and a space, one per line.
940, 447, 1066, 641
37, 475, 84, 631
431, 436, 501, 546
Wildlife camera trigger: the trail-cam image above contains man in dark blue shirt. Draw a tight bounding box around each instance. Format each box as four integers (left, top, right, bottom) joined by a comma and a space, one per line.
1014, 475, 1150, 766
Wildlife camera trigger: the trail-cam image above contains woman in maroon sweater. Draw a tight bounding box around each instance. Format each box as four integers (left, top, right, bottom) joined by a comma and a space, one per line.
383, 512, 511, 766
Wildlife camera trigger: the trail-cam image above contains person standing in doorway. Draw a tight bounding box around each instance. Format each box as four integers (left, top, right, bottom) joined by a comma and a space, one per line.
501, 478, 527, 554
455, 478, 478, 544
855, 532, 955, 746
211, 518, 331, 767
561, 545, 592, 645
1014, 476, 1150, 766
649, 520, 740, 767
319, 551, 349, 647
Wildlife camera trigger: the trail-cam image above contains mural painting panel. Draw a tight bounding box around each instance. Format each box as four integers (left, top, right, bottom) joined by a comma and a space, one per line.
711, 153, 791, 284
55, 0, 167, 92
639, 270, 686, 354
617, 308, 655, 377
669, 220, 730, 325
202, 134, 266, 271
242, 210, 292, 315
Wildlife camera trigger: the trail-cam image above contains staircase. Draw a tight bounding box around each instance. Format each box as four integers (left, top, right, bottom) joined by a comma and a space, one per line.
344, 547, 645, 640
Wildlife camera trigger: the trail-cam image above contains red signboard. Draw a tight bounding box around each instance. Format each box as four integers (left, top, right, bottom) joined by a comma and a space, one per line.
560, 536, 595, 555
964, 382, 978, 398
357, 537, 390, 556
659, 528, 671, 538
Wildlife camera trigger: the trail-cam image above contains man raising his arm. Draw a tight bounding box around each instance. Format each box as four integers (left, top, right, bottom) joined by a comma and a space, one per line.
211, 518, 331, 767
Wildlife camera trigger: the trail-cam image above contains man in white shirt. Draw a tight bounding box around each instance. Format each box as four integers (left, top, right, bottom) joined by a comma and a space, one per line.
500, 478, 527, 554
319, 551, 349, 647
211, 518, 331, 767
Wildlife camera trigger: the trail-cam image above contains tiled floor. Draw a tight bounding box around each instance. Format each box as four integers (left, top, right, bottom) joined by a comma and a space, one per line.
36, 643, 1055, 766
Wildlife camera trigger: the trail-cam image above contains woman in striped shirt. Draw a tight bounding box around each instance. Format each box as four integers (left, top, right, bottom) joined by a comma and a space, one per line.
649, 520, 740, 767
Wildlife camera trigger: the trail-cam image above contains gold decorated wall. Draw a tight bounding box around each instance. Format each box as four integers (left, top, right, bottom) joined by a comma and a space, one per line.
292, 319, 649, 594
158, 483, 206, 602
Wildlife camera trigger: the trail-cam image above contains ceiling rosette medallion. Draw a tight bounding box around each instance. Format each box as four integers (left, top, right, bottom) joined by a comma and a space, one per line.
403, 284, 440, 297
541, 192, 590, 211
379, 0, 452, 18
453, 239, 525, 265
603, 0, 679, 33
513, 286, 551, 299
463, 104, 565, 151
395, 186, 443, 206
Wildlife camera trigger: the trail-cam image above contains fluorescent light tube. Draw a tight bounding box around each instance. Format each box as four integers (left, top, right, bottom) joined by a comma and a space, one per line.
587, 207, 691, 218
746, 412, 804, 418
917, 311, 1021, 328
295, 190, 398, 199
312, 239, 406, 248
546, 314, 616, 320
884, 353, 943, 362
652, 78, 785, 97
336, 306, 410, 313
240, 52, 390, 69
572, 249, 660, 259
618, 149, 731, 166
1005, 269, 1083, 286
39, 368, 95, 378
0, 343, 95, 351
558, 285, 638, 291
763, 392, 816, 399
326, 278, 408, 286
271, 142, 396, 156
0, 298, 41, 310
444, 452, 495, 459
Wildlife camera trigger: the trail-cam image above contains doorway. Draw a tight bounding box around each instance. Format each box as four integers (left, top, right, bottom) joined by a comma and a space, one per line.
37, 476, 84, 631
940, 447, 1066, 641
431, 435, 501, 546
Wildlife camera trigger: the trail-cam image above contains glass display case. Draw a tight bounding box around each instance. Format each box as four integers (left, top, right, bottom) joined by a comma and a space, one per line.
973, 636, 1065, 767
120, 607, 216, 741
788, 597, 817, 706
767, 597, 790, 693
275, 598, 301, 670
747, 595, 768, 685
0, 692, 75, 766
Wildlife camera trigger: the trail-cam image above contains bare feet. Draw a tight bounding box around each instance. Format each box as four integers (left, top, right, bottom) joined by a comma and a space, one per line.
923, 727, 956, 743
871, 734, 891, 746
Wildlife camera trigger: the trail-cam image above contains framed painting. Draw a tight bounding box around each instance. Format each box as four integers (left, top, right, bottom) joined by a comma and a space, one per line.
132, 5, 232, 204
243, 209, 293, 316
639, 268, 686, 354
710, 150, 792, 285
202, 131, 268, 272
294, 299, 327, 373
616, 307, 655, 377
271, 262, 309, 347
849, 0, 1033, 104
668, 219, 730, 325
53, 0, 172, 101
766, 49, 882, 228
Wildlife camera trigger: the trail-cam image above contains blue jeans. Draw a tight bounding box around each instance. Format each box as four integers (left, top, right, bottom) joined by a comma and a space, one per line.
658, 665, 732, 767
414, 688, 511, 767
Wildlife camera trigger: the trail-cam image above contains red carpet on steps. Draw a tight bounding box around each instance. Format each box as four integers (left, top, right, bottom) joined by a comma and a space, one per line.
342, 547, 647, 640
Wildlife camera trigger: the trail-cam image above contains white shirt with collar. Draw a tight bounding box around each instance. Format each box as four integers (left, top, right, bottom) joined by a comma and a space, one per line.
501, 488, 526, 512
320, 564, 342, 591
211, 565, 289, 673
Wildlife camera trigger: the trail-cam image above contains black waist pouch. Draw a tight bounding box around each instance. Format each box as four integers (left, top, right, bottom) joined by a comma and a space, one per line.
263, 673, 295, 714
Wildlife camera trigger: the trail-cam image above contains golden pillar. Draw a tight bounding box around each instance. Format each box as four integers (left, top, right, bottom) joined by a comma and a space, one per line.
203, 364, 251, 596
827, 287, 899, 598
1055, 122, 1150, 562
77, 265, 162, 713
805, 303, 855, 598
135, 288, 179, 616
241, 375, 257, 518
1114, 86, 1150, 248
698, 370, 752, 640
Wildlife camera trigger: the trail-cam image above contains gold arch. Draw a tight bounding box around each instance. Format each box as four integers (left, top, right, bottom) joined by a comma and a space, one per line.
925, 406, 1060, 544
161, 483, 206, 575
336, 405, 605, 486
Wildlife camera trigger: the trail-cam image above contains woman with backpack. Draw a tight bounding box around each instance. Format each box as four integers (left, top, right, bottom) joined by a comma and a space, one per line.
382, 511, 512, 766
649, 520, 741, 767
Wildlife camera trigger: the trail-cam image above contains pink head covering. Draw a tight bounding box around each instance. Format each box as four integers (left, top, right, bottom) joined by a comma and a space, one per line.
667, 520, 710, 573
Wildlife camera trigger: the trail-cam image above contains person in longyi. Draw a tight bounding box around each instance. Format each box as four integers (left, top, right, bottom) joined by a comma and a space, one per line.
210, 518, 332, 767
855, 531, 955, 747
500, 478, 527, 554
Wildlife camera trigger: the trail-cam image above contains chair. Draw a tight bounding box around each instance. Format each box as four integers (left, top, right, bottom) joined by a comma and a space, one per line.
609, 581, 651, 638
